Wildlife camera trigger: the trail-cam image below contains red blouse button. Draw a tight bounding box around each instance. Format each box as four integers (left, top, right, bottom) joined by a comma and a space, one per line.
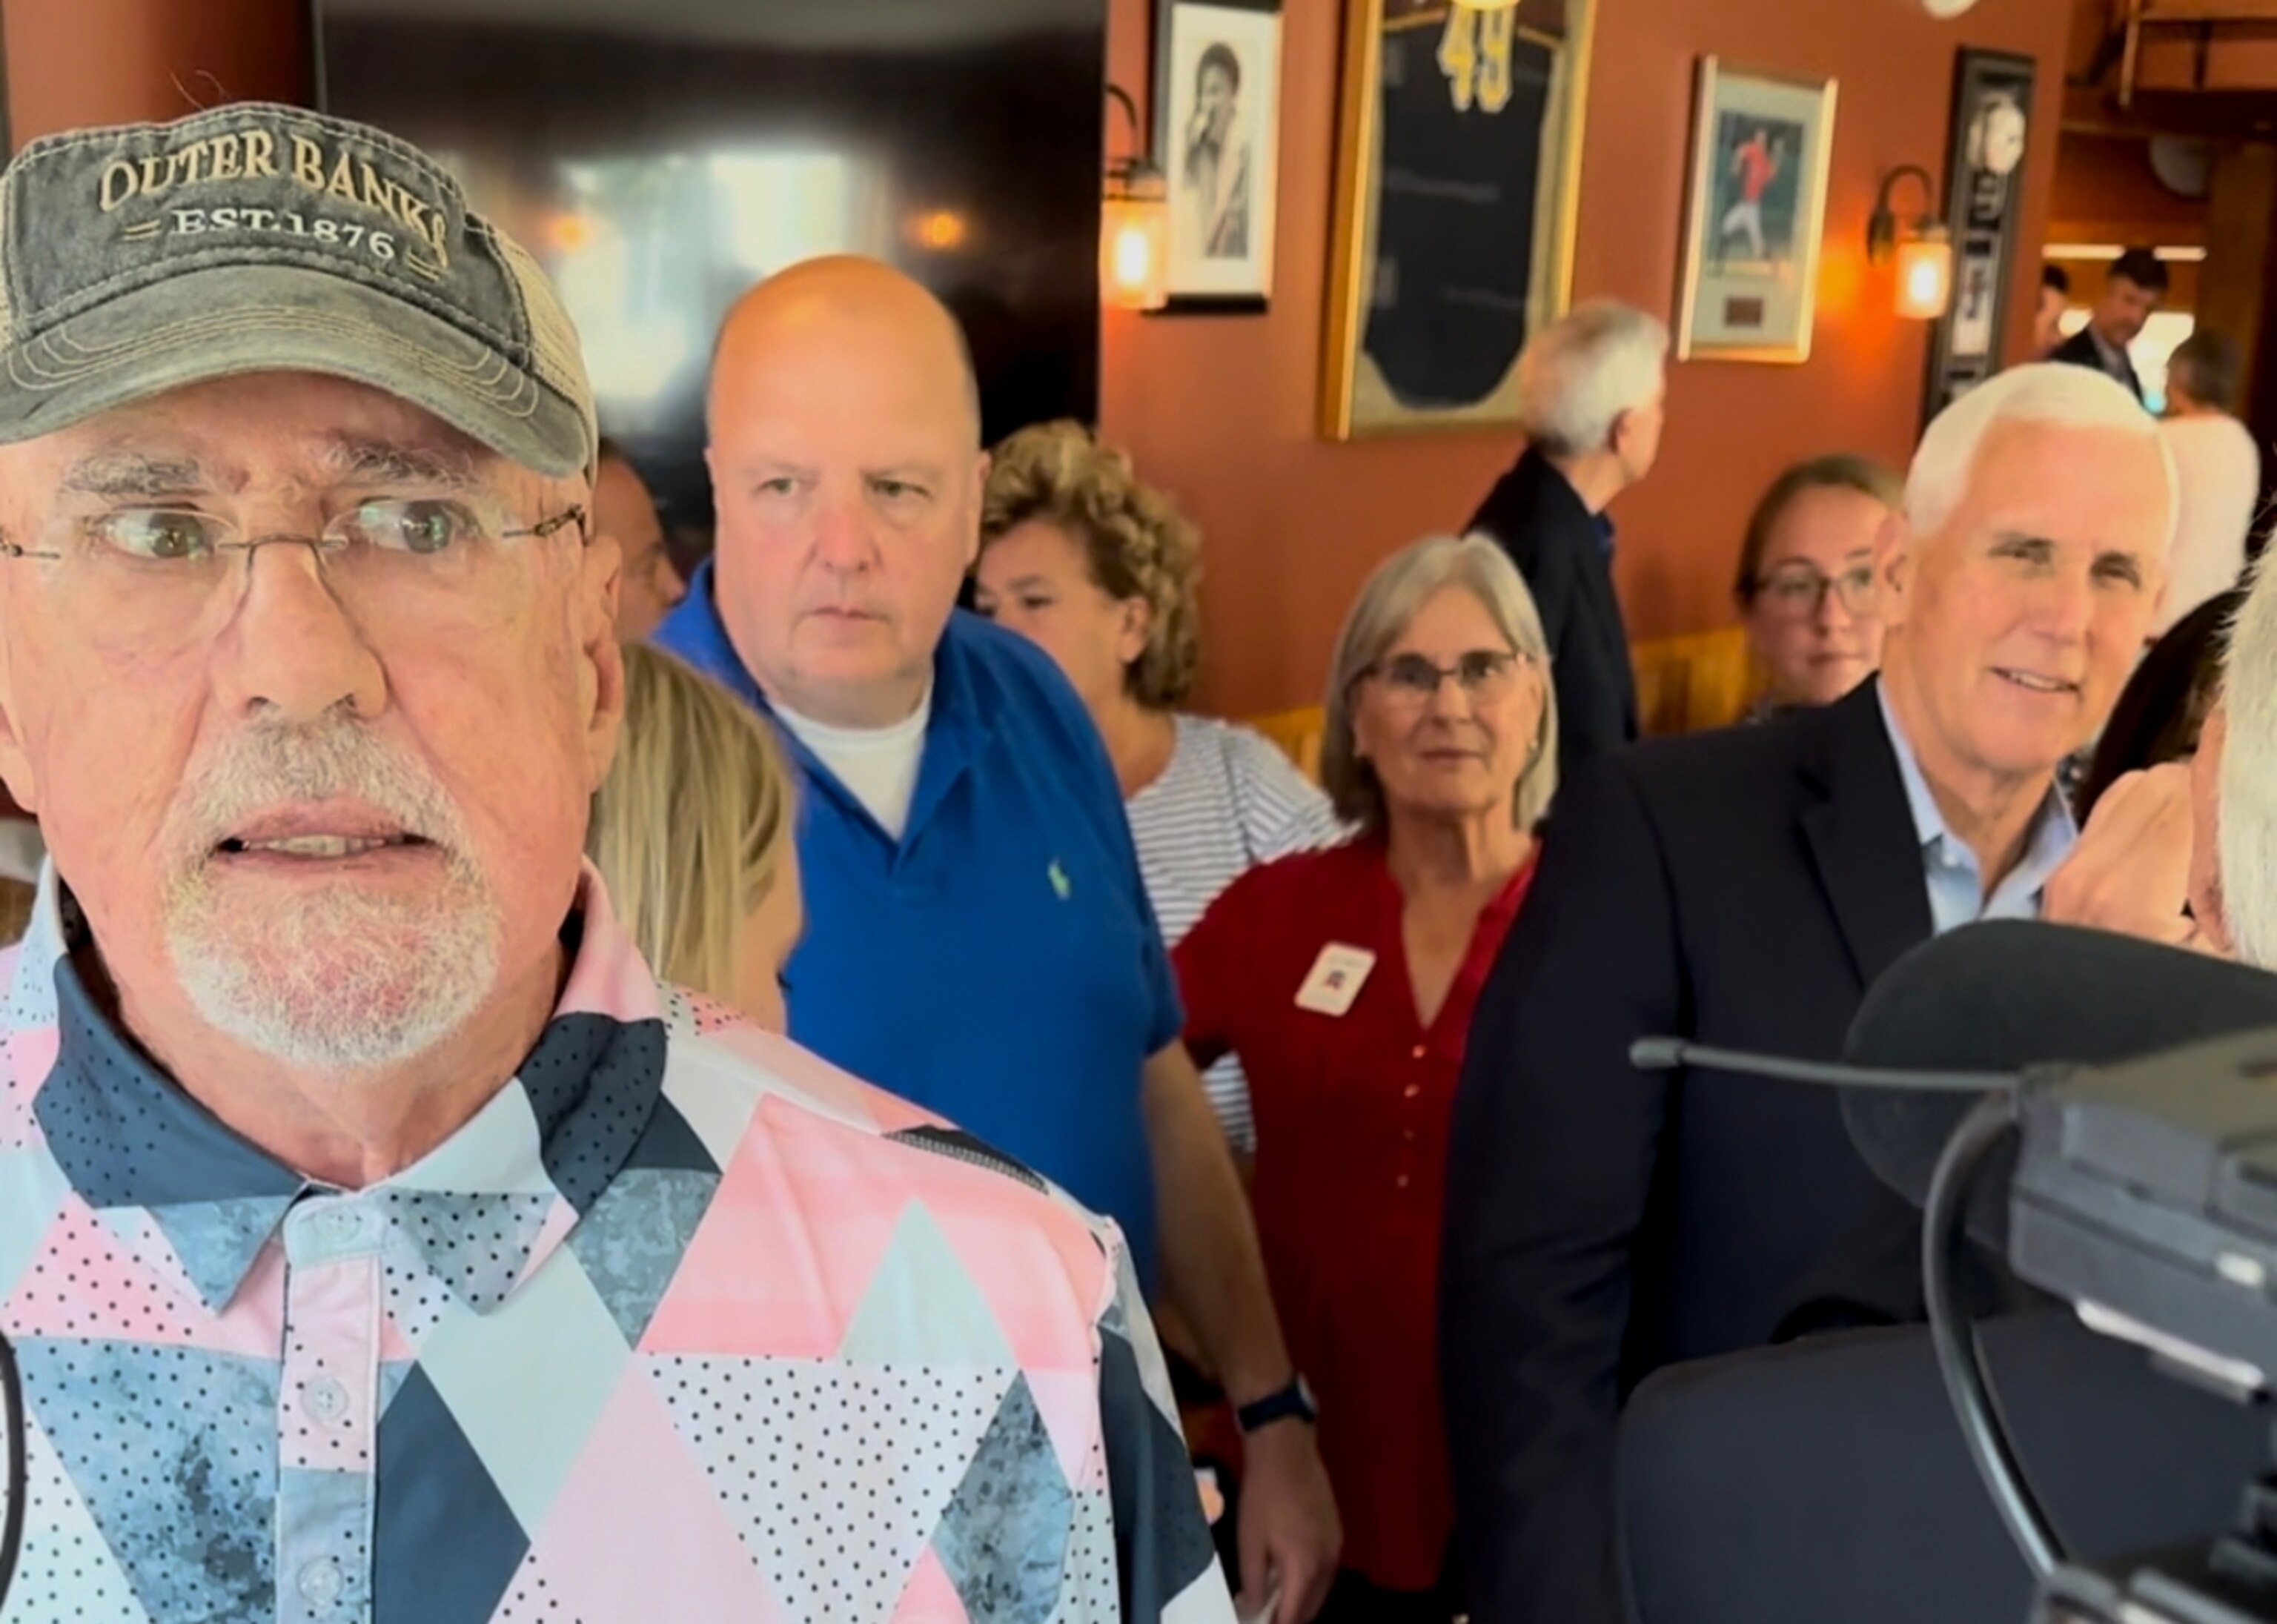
1402, 1084, 1421, 1099
1411, 1044, 1427, 1060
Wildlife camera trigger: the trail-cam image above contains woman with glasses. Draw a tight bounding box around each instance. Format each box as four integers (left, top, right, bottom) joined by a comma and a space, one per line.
1732, 454, 1903, 716
1174, 534, 1557, 1624
973, 420, 1343, 1156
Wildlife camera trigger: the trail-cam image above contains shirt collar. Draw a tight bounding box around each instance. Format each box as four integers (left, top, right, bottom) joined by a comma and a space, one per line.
14, 864, 670, 1316
653, 559, 987, 768
1876, 685, 2078, 897
652, 555, 769, 712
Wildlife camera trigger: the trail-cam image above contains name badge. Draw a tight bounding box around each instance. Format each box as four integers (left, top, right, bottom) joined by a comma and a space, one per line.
1295, 943, 1376, 1018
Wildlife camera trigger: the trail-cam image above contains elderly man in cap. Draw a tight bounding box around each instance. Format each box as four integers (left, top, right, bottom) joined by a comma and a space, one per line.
0, 105, 1231, 1624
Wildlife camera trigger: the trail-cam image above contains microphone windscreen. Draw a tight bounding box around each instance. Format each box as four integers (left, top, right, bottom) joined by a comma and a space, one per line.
1842, 921, 2277, 1225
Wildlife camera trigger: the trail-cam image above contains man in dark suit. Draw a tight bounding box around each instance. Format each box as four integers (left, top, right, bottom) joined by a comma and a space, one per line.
1465, 300, 1667, 782
2047, 246, 2167, 404
1439, 363, 2177, 1624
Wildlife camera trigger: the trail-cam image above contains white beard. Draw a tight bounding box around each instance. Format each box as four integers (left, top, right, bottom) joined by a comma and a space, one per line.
168, 866, 501, 1072
160, 717, 503, 1072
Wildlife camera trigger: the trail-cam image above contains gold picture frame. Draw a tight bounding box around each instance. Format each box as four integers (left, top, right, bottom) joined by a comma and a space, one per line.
1319, 0, 1595, 440
1675, 58, 1838, 365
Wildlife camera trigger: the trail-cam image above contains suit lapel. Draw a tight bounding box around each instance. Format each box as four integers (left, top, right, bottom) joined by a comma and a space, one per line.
1797, 681, 1935, 990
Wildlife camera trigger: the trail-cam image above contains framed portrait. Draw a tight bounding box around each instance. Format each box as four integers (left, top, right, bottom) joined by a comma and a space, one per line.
1153, 0, 1282, 311
1675, 59, 1837, 364
1922, 49, 2036, 420
1319, 0, 1595, 440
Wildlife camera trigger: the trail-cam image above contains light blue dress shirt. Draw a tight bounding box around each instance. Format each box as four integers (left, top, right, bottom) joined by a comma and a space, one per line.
1878, 688, 2079, 935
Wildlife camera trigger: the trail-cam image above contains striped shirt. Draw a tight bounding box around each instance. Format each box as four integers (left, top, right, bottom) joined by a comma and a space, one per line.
1129, 716, 1347, 1150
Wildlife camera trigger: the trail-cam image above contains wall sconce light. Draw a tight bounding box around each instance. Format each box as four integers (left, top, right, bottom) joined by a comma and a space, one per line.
1102, 84, 1168, 312
1868, 164, 1953, 321
1894, 228, 1954, 321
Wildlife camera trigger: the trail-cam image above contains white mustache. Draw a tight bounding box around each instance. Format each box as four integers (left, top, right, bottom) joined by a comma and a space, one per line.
176, 720, 471, 863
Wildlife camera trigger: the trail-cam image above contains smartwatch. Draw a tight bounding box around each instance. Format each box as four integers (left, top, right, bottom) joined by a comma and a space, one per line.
1236, 1374, 1319, 1434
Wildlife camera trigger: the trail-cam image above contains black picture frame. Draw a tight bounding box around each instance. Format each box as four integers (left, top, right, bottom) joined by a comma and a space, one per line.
1923, 47, 2037, 425
1151, 0, 1282, 314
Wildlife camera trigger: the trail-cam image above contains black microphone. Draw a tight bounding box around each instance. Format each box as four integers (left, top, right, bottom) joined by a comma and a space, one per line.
1838, 921, 2277, 1219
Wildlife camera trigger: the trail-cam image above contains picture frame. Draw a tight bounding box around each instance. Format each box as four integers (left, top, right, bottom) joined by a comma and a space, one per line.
1153, 0, 1283, 313
1922, 48, 2037, 422
1675, 59, 1838, 365
1318, 0, 1594, 440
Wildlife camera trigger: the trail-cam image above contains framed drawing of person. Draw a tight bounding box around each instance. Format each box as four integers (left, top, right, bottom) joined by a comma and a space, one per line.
1675, 59, 1838, 364
1319, 0, 1595, 439
1154, 0, 1283, 310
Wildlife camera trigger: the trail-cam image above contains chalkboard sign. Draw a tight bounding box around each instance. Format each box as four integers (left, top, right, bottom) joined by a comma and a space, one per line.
1320, 0, 1593, 439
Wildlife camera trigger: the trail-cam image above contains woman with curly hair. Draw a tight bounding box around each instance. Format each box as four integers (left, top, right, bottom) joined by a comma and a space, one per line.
975, 420, 1343, 1153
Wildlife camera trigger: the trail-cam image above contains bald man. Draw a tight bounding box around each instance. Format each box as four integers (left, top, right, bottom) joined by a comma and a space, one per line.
653, 256, 1341, 1624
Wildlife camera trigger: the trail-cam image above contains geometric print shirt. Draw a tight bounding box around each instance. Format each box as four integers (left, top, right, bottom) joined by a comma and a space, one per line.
0, 867, 1233, 1624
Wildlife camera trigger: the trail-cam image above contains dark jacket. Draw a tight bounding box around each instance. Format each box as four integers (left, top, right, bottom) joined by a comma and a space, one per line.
2049, 325, 2144, 402
1617, 929, 2277, 1624
1466, 448, 1638, 781
1440, 680, 1932, 1624
1616, 1313, 2273, 1624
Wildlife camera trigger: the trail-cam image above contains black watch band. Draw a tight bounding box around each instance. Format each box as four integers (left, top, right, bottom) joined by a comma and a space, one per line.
1235, 1374, 1318, 1434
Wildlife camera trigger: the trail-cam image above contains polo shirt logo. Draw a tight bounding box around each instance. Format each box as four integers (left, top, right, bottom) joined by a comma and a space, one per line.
1048, 859, 1072, 901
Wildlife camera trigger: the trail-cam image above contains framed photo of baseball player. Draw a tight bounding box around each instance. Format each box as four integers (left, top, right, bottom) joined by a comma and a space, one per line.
1153, 0, 1283, 311
1318, 0, 1596, 439
1676, 59, 1837, 364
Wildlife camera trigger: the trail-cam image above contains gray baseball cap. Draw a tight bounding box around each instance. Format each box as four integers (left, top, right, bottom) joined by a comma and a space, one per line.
0, 102, 595, 477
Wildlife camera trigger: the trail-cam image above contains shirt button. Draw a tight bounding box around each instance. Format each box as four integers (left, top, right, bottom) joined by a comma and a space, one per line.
1402, 1084, 1421, 1100
298, 1557, 343, 1608
305, 1377, 348, 1424
1395, 1174, 1411, 1190
1411, 1044, 1427, 1060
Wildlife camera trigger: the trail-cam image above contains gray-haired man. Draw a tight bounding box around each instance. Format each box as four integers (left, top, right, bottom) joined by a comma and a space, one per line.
1464, 299, 1669, 781
0, 102, 1230, 1624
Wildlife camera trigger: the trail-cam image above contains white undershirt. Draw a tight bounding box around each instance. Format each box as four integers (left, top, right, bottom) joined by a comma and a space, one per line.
772, 688, 933, 841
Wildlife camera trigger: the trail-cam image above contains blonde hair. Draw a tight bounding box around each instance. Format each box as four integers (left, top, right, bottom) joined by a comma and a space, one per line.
1320, 534, 1560, 833
589, 643, 795, 1001
980, 420, 1203, 707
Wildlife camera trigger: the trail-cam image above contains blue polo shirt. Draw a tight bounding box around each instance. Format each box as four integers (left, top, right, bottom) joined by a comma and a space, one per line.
654, 560, 1182, 1280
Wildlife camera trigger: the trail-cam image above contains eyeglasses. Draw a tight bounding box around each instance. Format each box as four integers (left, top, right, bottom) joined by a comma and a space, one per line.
1754, 560, 1877, 621
0, 497, 586, 645
1364, 648, 1531, 709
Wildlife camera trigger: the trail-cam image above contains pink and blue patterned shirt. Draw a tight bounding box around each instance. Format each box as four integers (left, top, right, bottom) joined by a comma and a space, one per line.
0, 869, 1233, 1624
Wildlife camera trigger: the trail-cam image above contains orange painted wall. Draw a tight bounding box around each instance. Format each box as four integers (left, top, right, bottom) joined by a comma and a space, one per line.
1103, 0, 2079, 714
2, 0, 303, 144
2049, 130, 2207, 246
2, 0, 2077, 715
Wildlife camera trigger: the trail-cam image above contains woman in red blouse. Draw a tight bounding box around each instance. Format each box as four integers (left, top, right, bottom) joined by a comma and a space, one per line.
1178, 534, 1559, 1624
